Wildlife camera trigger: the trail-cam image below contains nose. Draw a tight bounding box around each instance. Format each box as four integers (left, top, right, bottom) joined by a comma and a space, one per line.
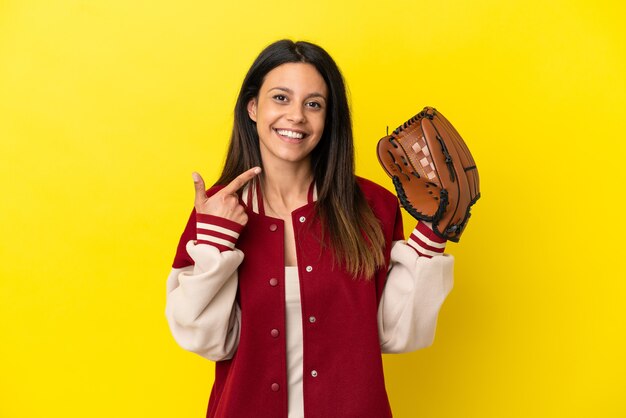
286, 104, 306, 123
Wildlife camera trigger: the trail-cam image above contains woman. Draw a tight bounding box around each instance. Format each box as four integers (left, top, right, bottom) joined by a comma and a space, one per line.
166, 40, 454, 418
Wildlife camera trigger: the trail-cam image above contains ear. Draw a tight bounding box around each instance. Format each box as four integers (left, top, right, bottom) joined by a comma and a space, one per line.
247, 98, 257, 122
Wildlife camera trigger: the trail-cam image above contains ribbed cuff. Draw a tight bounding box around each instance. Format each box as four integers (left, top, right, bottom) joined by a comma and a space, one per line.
196, 213, 244, 252
407, 221, 447, 258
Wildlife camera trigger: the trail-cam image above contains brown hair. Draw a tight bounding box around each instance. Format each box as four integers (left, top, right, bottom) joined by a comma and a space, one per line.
217, 40, 385, 278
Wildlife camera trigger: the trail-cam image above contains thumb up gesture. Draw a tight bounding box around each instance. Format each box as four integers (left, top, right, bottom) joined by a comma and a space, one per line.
192, 167, 261, 226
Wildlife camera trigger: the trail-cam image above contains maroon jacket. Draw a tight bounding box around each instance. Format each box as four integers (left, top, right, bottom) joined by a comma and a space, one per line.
173, 178, 404, 418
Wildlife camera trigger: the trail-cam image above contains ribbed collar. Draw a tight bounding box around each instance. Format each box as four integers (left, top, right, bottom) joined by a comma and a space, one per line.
242, 177, 317, 215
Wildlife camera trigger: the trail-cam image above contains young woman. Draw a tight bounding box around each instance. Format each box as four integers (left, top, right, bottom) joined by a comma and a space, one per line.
165, 40, 454, 418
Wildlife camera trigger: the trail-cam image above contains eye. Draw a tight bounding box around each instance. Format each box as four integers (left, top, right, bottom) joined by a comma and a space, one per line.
273, 94, 288, 102
306, 101, 322, 109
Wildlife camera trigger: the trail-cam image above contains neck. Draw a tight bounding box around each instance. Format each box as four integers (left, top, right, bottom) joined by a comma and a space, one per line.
260, 160, 313, 216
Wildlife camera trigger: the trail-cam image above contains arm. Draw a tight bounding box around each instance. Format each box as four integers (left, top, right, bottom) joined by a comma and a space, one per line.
165, 214, 244, 361
165, 168, 261, 361
378, 221, 454, 353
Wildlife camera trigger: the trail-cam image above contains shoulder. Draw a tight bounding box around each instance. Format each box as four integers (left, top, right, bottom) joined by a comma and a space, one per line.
356, 176, 399, 223
356, 176, 397, 206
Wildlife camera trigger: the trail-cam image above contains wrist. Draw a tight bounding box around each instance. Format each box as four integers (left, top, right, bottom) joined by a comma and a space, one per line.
196, 213, 244, 252
407, 221, 446, 258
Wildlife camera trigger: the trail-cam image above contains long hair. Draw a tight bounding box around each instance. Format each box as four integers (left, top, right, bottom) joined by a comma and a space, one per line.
217, 40, 385, 278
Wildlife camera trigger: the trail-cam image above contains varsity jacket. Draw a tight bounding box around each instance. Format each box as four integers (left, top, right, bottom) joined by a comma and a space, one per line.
166, 177, 454, 418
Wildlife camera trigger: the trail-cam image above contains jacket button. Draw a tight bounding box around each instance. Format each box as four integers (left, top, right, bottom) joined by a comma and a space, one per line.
270, 328, 280, 338
311, 370, 318, 377
269, 224, 278, 232
269, 278, 278, 287
305, 265, 313, 272
299, 216, 306, 223
271, 383, 280, 392
309, 316, 316, 323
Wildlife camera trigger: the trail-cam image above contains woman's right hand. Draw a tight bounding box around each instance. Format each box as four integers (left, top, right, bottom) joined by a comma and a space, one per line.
192, 167, 261, 226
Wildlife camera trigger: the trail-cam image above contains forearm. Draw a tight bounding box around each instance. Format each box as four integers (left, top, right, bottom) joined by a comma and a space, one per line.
165, 214, 245, 361
378, 222, 454, 353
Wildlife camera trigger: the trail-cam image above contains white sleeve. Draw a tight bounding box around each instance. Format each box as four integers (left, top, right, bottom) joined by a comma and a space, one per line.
378, 240, 454, 353
165, 240, 243, 361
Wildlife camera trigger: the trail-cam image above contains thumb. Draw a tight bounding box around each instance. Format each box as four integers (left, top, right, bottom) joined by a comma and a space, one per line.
192, 172, 207, 205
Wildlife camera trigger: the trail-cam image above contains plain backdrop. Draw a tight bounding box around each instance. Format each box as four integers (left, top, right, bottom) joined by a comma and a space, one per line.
1, 0, 625, 417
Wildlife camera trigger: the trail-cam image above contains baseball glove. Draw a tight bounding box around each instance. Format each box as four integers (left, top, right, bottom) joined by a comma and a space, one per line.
377, 106, 480, 242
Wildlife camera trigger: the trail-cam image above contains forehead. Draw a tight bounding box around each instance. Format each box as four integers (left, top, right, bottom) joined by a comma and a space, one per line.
261, 63, 328, 96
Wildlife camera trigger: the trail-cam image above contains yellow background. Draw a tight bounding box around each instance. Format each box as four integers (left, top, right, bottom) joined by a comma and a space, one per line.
1, 0, 625, 417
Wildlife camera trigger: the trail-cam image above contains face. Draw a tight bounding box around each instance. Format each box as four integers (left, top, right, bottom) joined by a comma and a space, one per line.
247, 63, 328, 168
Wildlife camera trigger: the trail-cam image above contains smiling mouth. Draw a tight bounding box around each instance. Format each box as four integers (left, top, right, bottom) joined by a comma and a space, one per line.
275, 128, 306, 140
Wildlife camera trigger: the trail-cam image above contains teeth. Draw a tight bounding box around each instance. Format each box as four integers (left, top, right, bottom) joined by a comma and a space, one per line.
276, 129, 304, 139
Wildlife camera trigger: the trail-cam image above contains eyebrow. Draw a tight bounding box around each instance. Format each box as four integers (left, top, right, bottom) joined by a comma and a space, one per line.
268, 87, 327, 101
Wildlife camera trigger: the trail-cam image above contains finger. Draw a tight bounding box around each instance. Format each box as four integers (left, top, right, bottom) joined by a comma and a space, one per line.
192, 172, 207, 205
221, 166, 262, 195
